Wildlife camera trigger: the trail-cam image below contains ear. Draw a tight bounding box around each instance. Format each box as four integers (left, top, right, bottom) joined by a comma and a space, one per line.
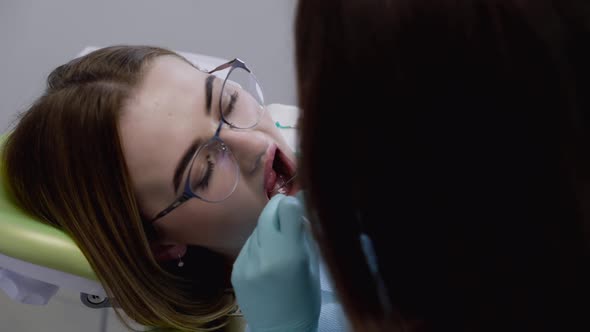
150, 242, 188, 262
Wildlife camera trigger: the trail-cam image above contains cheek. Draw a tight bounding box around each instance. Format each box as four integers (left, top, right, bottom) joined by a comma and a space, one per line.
157, 194, 262, 249
220, 184, 266, 238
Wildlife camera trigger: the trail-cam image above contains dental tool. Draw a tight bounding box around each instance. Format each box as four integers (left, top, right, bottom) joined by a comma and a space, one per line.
270, 173, 298, 195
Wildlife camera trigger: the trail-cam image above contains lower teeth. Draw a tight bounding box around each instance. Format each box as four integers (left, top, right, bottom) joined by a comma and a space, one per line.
272, 175, 288, 194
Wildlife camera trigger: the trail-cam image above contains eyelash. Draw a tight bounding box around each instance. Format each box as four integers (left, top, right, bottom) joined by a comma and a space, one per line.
224, 91, 238, 117
198, 156, 215, 189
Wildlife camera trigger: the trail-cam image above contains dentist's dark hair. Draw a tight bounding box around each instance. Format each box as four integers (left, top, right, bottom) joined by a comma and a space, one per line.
296, 0, 590, 331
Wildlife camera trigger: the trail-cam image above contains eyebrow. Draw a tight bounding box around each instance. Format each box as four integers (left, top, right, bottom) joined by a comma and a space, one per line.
173, 137, 204, 193
205, 75, 215, 115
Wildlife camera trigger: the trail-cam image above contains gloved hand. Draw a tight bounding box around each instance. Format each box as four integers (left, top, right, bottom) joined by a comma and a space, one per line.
231, 193, 320, 332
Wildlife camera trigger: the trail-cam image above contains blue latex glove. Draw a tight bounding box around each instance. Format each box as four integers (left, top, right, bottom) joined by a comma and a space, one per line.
231, 193, 320, 332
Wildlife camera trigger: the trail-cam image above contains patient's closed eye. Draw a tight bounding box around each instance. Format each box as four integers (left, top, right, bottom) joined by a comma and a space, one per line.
191, 154, 215, 190
223, 91, 238, 117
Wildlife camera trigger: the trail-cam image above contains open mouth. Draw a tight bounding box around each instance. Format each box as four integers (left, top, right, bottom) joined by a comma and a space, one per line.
265, 146, 298, 199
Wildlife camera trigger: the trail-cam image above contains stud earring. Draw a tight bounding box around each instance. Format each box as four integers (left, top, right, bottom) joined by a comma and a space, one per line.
177, 254, 185, 268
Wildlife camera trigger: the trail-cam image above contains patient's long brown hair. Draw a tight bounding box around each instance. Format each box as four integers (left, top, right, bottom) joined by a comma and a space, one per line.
2, 46, 238, 331
296, 1, 590, 331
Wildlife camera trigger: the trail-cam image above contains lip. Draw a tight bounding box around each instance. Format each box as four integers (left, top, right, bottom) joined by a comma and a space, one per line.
263, 144, 298, 199
263, 144, 278, 195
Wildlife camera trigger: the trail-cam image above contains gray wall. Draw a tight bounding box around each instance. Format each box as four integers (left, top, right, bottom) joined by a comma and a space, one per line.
0, 0, 297, 133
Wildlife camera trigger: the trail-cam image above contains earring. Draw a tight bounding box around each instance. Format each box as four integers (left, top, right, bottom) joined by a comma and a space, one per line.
177, 254, 185, 268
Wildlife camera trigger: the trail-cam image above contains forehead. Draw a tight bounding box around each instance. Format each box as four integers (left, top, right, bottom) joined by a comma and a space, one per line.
140, 55, 206, 97
121, 55, 210, 153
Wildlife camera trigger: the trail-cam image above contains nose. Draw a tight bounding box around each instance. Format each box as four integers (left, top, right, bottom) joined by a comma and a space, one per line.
219, 127, 267, 175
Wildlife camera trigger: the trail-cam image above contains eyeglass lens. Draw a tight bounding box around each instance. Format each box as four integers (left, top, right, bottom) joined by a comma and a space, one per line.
220, 67, 265, 129
187, 139, 239, 202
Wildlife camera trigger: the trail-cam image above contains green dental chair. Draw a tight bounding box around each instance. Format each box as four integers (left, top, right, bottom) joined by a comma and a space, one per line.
0, 134, 109, 309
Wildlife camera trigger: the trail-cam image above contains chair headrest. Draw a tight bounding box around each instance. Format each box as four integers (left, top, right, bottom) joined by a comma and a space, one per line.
0, 134, 97, 281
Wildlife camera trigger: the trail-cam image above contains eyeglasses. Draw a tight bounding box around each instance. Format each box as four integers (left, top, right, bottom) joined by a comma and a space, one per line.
150, 58, 265, 223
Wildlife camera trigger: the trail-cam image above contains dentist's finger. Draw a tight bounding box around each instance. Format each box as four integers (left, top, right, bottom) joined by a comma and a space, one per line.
277, 195, 306, 238
256, 194, 286, 246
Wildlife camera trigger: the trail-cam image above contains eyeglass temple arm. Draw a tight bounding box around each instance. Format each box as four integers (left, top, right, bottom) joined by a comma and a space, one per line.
150, 192, 192, 223
207, 59, 238, 74
207, 58, 252, 75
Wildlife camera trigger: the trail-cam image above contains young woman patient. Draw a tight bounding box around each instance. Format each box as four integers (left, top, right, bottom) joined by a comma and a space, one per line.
1, 45, 298, 331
